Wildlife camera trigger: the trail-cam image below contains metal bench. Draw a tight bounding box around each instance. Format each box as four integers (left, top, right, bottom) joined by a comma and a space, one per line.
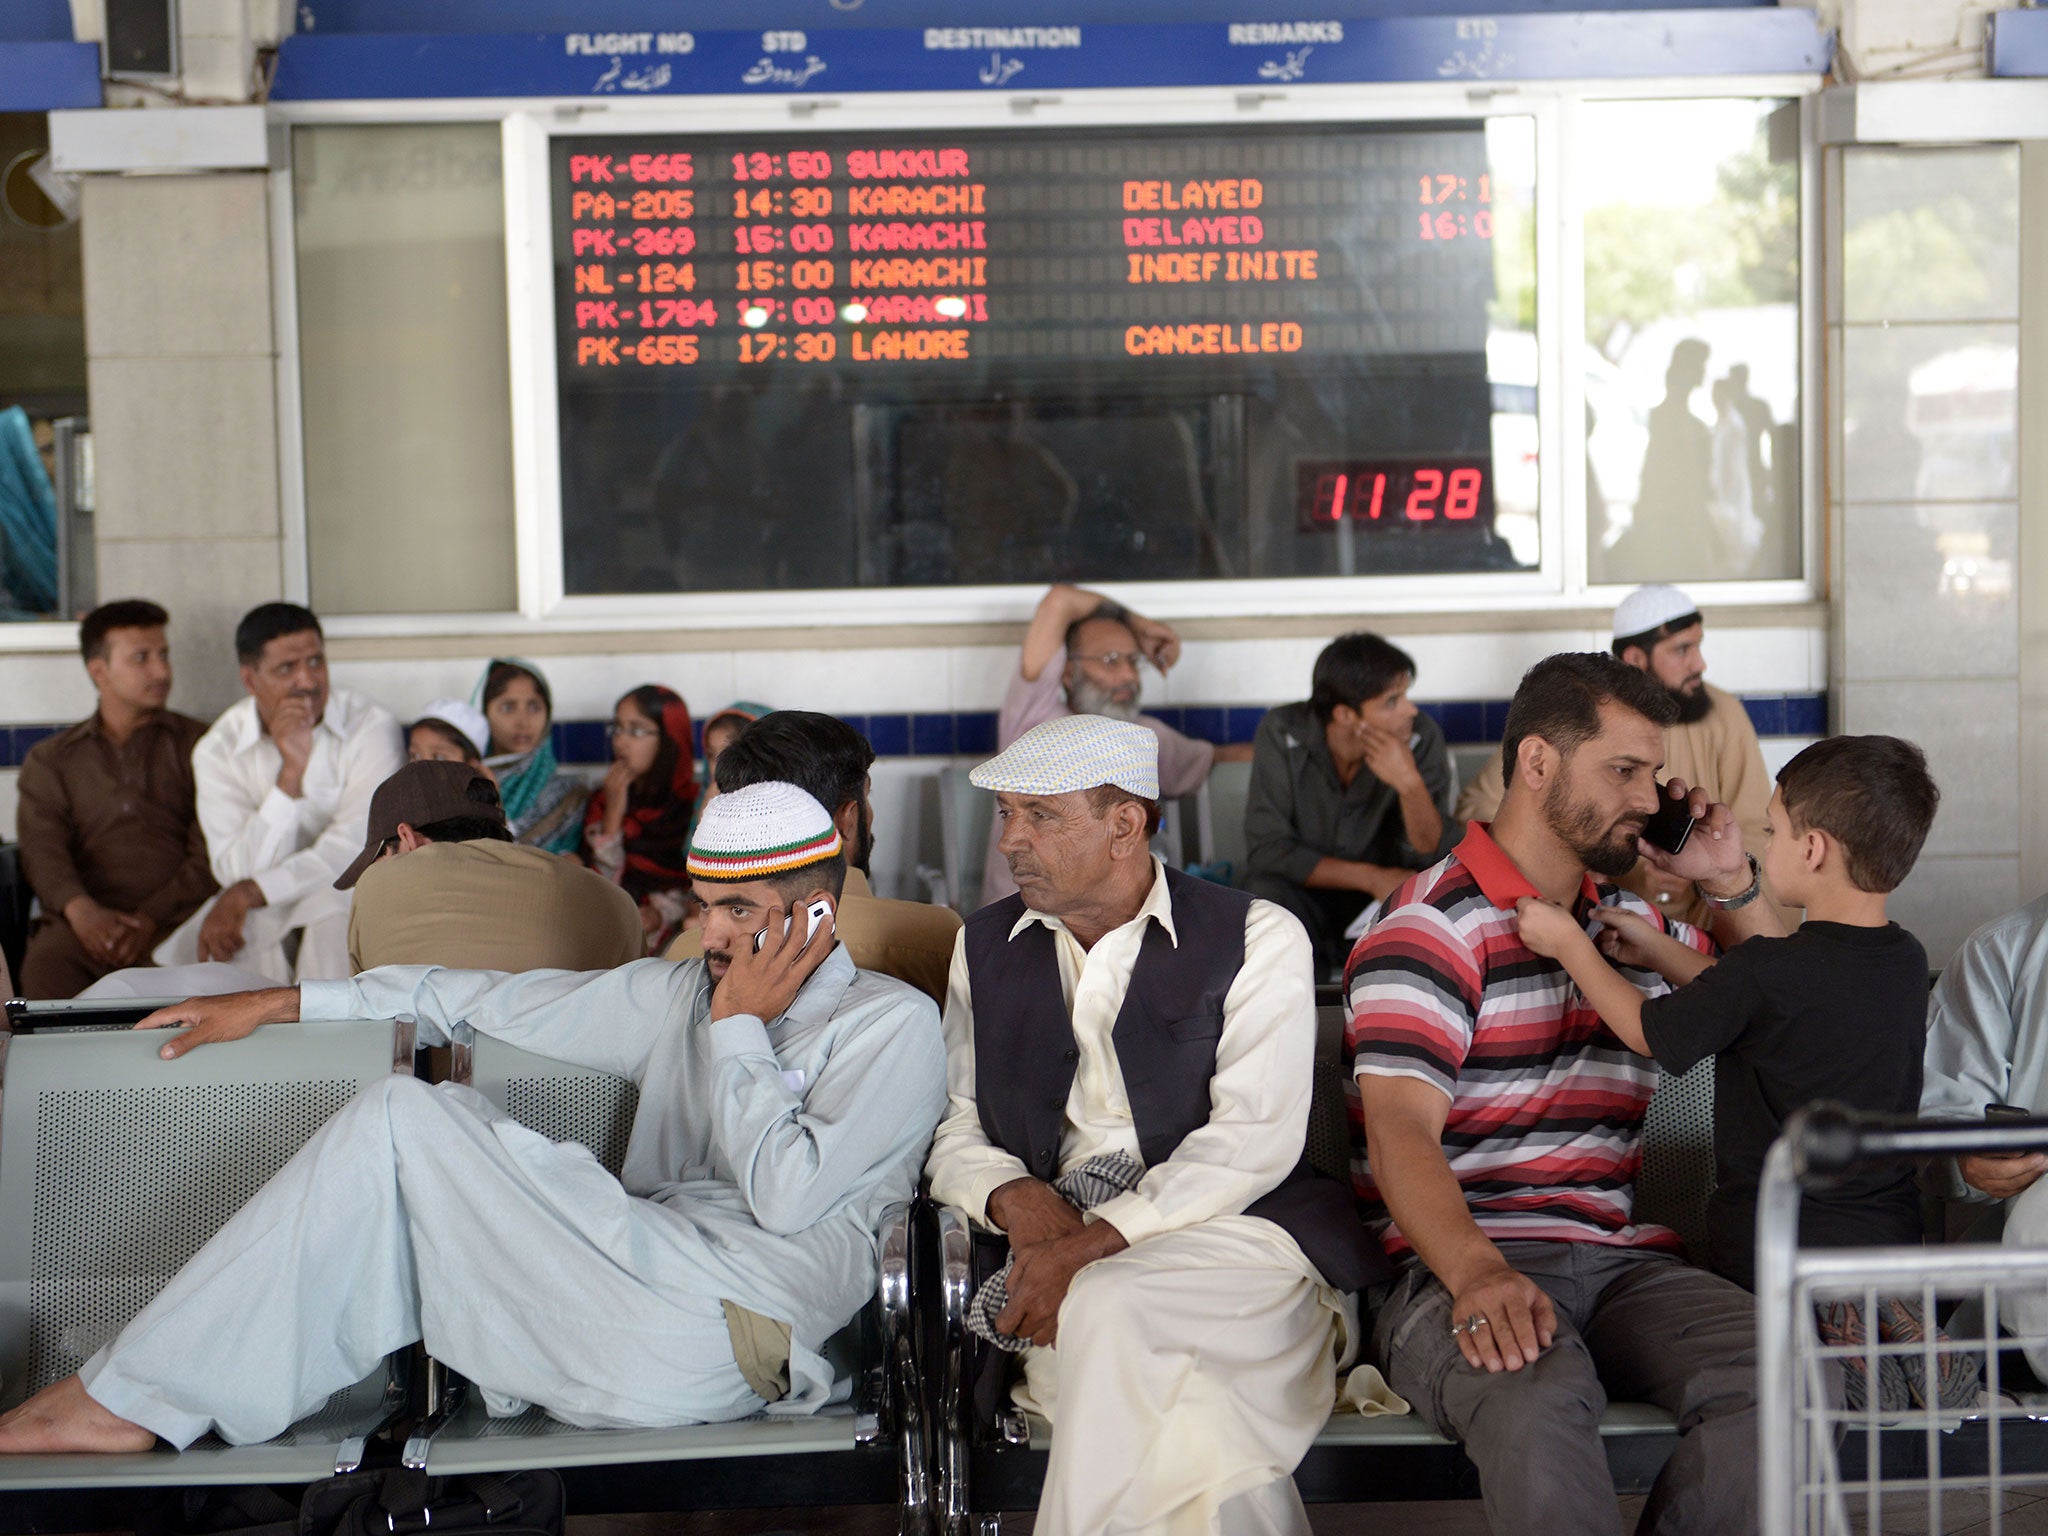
0, 1001, 415, 1506
929, 1004, 1713, 1531
405, 1026, 931, 1532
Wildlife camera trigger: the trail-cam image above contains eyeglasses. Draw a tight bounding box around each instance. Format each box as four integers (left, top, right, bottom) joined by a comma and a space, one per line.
1071, 650, 1148, 672
609, 721, 662, 740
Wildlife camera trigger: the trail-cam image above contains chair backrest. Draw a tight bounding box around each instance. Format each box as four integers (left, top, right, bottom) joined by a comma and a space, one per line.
456, 1029, 639, 1178
0, 1015, 407, 1407
1306, 1003, 1352, 1183
937, 765, 996, 917
1635, 1055, 1717, 1259
1201, 758, 1254, 883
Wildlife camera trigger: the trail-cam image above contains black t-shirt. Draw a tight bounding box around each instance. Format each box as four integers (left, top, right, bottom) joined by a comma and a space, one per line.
1639, 921, 1929, 1291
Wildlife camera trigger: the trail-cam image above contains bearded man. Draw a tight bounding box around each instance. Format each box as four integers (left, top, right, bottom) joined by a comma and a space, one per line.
0, 782, 944, 1455
980, 585, 1252, 908
1456, 585, 1784, 930
1345, 652, 1785, 1536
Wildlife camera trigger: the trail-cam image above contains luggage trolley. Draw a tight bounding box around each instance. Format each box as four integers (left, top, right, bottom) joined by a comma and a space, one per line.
1758, 1106, 2048, 1535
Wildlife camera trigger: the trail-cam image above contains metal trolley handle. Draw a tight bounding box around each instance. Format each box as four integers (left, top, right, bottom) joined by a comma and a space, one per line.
1781, 1102, 2048, 1180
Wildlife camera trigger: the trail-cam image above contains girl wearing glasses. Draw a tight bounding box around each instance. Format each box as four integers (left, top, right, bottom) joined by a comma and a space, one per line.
582, 684, 701, 952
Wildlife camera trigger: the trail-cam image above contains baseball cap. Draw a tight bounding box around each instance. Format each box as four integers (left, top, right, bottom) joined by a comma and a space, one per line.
335, 759, 506, 890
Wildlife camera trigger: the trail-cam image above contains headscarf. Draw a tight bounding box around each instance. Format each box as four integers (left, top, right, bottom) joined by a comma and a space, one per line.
703, 700, 775, 752
584, 684, 699, 899
472, 658, 559, 824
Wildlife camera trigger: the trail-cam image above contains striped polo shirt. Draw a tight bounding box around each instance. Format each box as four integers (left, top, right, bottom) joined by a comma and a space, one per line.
1344, 822, 1715, 1259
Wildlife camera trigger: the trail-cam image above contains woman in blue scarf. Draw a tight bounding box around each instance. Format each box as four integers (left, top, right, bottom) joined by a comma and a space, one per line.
470, 659, 589, 854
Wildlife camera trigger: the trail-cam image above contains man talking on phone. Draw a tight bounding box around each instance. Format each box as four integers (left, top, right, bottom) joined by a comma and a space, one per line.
1457, 584, 1786, 931
0, 782, 945, 1457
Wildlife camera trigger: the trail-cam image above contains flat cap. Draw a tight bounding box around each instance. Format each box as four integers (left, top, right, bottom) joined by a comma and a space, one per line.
970, 714, 1160, 800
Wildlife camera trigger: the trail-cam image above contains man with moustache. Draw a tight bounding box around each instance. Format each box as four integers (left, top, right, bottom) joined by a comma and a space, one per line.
1456, 585, 1782, 929
979, 584, 1253, 908
1347, 653, 1785, 1536
15, 601, 217, 997
932, 715, 1384, 1535
0, 783, 945, 1456
154, 603, 404, 983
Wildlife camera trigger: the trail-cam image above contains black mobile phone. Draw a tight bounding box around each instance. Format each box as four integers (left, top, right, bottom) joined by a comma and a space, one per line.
1986, 1102, 2034, 1124
1641, 782, 1698, 856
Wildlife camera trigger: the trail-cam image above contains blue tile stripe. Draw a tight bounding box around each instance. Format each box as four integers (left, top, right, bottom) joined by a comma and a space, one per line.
0, 694, 1829, 769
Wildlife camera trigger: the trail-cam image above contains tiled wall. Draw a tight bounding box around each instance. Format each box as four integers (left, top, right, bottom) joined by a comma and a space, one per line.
1830, 142, 2025, 965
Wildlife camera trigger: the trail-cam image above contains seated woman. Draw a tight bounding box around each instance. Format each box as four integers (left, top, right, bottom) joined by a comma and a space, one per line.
407, 697, 491, 774
582, 685, 700, 953
472, 658, 589, 854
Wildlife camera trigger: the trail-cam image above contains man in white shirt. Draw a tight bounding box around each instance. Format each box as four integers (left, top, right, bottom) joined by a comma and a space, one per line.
928, 714, 1386, 1536
156, 603, 403, 983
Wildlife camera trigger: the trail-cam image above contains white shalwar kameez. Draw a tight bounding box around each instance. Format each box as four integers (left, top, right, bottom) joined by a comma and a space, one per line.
927, 862, 1355, 1536
79, 949, 946, 1448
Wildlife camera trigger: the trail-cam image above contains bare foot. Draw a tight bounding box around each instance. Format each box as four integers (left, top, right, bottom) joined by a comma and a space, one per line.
0, 1376, 155, 1454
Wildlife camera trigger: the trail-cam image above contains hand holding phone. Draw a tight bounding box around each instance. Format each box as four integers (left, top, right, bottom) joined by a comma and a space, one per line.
1641, 781, 1698, 857
754, 897, 836, 953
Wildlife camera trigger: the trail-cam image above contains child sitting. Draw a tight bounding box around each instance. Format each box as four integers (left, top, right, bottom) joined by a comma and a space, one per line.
1516, 734, 1974, 1411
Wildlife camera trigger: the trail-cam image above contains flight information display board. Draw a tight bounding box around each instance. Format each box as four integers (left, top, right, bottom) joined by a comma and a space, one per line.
553, 125, 1496, 377
547, 120, 1536, 594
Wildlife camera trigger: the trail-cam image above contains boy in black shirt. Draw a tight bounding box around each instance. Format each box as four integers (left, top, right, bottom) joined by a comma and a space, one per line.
1518, 735, 1975, 1410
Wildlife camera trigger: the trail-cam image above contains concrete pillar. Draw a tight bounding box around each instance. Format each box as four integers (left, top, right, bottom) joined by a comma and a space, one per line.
1828, 139, 2024, 963
80, 171, 284, 719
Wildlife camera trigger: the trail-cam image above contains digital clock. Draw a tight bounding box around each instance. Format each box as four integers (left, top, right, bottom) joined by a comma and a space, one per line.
1297, 458, 1494, 531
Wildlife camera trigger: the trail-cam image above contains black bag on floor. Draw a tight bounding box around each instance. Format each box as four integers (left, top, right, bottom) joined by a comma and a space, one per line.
143, 1467, 565, 1536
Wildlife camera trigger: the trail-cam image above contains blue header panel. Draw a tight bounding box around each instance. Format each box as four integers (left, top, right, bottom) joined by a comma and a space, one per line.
302, 0, 1774, 27
0, 41, 101, 108
1989, 9, 2048, 77
270, 11, 1831, 98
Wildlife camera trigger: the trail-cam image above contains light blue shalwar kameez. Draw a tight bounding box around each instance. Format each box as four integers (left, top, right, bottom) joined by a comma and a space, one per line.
79, 949, 945, 1448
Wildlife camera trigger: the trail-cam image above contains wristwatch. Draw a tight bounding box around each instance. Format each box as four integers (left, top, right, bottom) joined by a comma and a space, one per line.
1701, 852, 1763, 911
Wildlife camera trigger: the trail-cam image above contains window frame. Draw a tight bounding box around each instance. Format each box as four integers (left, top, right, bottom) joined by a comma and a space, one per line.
253, 77, 1824, 647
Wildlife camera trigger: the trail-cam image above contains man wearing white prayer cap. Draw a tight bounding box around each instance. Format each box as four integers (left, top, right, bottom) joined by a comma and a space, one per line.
1456, 583, 1785, 930
926, 714, 1387, 1536
0, 781, 946, 1456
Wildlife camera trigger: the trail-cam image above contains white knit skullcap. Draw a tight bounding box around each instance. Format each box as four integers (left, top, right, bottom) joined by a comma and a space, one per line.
970, 714, 1160, 800
414, 698, 491, 759
687, 781, 841, 880
1612, 584, 1701, 643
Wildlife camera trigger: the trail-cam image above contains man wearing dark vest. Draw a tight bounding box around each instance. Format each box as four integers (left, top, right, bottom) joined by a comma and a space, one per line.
927, 714, 1387, 1536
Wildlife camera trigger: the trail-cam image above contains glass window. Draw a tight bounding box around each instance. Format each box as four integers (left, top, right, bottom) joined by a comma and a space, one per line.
1580, 99, 1801, 585
0, 111, 86, 619
551, 116, 1537, 596
294, 123, 517, 615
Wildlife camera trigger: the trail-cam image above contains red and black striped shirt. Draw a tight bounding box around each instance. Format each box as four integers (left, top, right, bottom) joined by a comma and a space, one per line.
1344, 823, 1715, 1259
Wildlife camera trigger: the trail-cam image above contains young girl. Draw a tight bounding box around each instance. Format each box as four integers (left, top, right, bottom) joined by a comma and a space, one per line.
694, 701, 773, 820
581, 685, 700, 953
471, 658, 588, 855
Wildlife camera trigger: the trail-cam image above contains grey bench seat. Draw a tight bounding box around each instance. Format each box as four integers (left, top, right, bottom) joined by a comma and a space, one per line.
0, 1007, 416, 1493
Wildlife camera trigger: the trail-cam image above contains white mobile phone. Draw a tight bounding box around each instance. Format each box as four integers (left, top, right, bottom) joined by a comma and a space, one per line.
753, 897, 836, 953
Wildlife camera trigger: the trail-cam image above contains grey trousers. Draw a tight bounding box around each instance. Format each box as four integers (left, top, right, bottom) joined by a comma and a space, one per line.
1370, 1241, 1757, 1536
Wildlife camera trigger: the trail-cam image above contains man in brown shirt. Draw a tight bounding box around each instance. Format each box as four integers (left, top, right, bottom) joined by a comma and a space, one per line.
339, 760, 641, 973
665, 710, 959, 1003
16, 601, 217, 998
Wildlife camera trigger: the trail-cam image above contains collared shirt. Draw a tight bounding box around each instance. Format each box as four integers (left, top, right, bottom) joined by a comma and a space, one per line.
1244, 700, 1461, 887
15, 710, 216, 927
927, 857, 1317, 1249
191, 687, 404, 909
301, 947, 946, 1403
666, 869, 962, 1004
979, 646, 1216, 907
1346, 823, 1714, 1257
1921, 891, 2048, 1202
1453, 683, 1788, 929
349, 839, 644, 974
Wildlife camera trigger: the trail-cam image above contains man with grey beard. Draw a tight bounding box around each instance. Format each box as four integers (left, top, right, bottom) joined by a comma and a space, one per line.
979, 585, 1251, 908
